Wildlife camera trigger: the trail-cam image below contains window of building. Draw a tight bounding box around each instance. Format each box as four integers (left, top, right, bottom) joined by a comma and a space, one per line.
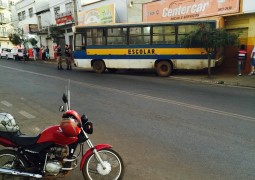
2, 27, 6, 36
29, 8, 33, 17
54, 6, 60, 18
0, 13, 3, 23
22, 10, 25, 20
65, 2, 72, 13
66, 28, 72, 33
18, 12, 22, 21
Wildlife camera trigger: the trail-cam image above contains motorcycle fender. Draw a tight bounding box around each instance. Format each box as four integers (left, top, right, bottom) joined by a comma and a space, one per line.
80, 144, 112, 170
0, 137, 16, 147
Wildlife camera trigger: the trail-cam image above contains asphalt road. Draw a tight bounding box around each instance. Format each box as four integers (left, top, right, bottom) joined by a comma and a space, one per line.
0, 59, 255, 180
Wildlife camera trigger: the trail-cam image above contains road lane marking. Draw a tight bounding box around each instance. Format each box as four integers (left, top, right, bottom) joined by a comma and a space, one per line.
19, 111, 35, 119
1, 65, 254, 123
1, 101, 12, 107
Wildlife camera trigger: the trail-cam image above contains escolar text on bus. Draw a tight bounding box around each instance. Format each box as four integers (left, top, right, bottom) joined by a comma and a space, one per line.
128, 49, 156, 55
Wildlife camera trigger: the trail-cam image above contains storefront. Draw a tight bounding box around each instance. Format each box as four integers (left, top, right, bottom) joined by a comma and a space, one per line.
142, 0, 255, 73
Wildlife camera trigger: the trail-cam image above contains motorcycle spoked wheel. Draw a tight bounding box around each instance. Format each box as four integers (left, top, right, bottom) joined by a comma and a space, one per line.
82, 149, 124, 180
0, 149, 30, 180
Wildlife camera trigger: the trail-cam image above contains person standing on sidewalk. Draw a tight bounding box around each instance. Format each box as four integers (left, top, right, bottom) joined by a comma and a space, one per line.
65, 44, 72, 70
237, 44, 247, 76
33, 46, 37, 61
41, 46, 46, 62
23, 48, 29, 62
45, 46, 50, 60
55, 44, 63, 70
248, 45, 255, 75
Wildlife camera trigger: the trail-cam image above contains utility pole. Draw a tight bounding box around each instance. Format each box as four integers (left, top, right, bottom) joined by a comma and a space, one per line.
72, 0, 78, 26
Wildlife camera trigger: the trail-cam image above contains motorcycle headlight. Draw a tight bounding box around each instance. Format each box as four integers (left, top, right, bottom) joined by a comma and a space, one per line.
83, 122, 93, 134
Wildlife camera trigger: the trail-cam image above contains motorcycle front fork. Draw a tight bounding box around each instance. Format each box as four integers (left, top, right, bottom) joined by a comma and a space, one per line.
82, 128, 107, 169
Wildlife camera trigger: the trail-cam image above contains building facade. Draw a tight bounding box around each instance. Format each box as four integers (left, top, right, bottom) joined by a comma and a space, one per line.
0, 0, 14, 48
7, 0, 255, 74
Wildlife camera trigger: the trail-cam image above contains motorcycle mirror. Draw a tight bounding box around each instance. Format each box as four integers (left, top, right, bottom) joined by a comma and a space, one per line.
62, 93, 68, 103
59, 106, 65, 112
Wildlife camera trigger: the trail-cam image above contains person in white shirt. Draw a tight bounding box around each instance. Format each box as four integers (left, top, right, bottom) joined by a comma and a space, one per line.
248, 45, 255, 75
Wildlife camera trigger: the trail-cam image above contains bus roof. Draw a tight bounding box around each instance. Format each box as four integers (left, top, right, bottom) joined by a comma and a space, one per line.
75, 16, 223, 30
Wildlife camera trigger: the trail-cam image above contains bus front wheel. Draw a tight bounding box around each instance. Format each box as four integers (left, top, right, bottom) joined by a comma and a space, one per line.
93, 60, 106, 73
156, 61, 172, 77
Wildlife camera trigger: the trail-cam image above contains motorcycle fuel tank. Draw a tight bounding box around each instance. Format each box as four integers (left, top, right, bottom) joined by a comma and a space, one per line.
37, 126, 78, 146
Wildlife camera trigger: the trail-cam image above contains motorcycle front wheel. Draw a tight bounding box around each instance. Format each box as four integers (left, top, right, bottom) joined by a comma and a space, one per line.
82, 148, 124, 180
0, 149, 29, 180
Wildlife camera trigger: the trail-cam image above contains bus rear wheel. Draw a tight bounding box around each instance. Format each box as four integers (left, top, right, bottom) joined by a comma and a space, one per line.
93, 60, 106, 73
156, 61, 172, 77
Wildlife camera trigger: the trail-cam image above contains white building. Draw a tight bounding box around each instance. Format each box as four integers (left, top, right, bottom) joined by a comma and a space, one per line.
0, 0, 14, 48
9, 0, 156, 58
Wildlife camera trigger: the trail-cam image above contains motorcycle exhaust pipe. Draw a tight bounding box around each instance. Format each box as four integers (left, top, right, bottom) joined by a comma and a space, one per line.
0, 168, 42, 178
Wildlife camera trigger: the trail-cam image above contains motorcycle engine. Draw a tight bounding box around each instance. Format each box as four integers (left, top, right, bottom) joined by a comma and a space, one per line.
45, 146, 68, 176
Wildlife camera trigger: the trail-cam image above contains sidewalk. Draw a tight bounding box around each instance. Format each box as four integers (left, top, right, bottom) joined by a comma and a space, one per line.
171, 70, 255, 89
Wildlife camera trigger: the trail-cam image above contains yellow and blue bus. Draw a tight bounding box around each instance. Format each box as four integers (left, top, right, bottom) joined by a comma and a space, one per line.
73, 18, 223, 76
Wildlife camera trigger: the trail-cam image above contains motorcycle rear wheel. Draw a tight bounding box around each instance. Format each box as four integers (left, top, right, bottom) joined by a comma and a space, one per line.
82, 148, 124, 180
0, 149, 29, 180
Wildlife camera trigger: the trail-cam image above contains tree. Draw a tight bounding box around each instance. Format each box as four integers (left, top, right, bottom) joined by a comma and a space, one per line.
8, 33, 22, 46
48, 25, 65, 44
8, 32, 37, 48
180, 23, 240, 77
29, 38, 38, 47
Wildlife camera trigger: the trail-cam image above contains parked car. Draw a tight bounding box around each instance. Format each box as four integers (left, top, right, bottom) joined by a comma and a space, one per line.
7, 48, 27, 61
0, 48, 11, 59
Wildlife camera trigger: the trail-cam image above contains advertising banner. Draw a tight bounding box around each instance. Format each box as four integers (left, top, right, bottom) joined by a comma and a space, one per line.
56, 15, 73, 25
143, 0, 240, 22
78, 4, 115, 25
242, 0, 255, 13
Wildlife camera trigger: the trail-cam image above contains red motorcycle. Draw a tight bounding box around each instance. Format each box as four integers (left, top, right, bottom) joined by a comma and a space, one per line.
0, 85, 124, 179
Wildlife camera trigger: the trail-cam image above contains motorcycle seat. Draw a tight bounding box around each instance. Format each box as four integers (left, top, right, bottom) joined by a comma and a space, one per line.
12, 134, 41, 146
0, 132, 40, 146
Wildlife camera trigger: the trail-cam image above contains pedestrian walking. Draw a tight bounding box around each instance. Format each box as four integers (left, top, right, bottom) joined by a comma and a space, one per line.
237, 44, 247, 76
55, 44, 63, 70
248, 44, 255, 75
65, 44, 72, 70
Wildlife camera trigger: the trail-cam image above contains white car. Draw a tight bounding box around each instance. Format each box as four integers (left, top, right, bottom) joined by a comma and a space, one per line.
0, 48, 11, 59
7, 48, 25, 60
